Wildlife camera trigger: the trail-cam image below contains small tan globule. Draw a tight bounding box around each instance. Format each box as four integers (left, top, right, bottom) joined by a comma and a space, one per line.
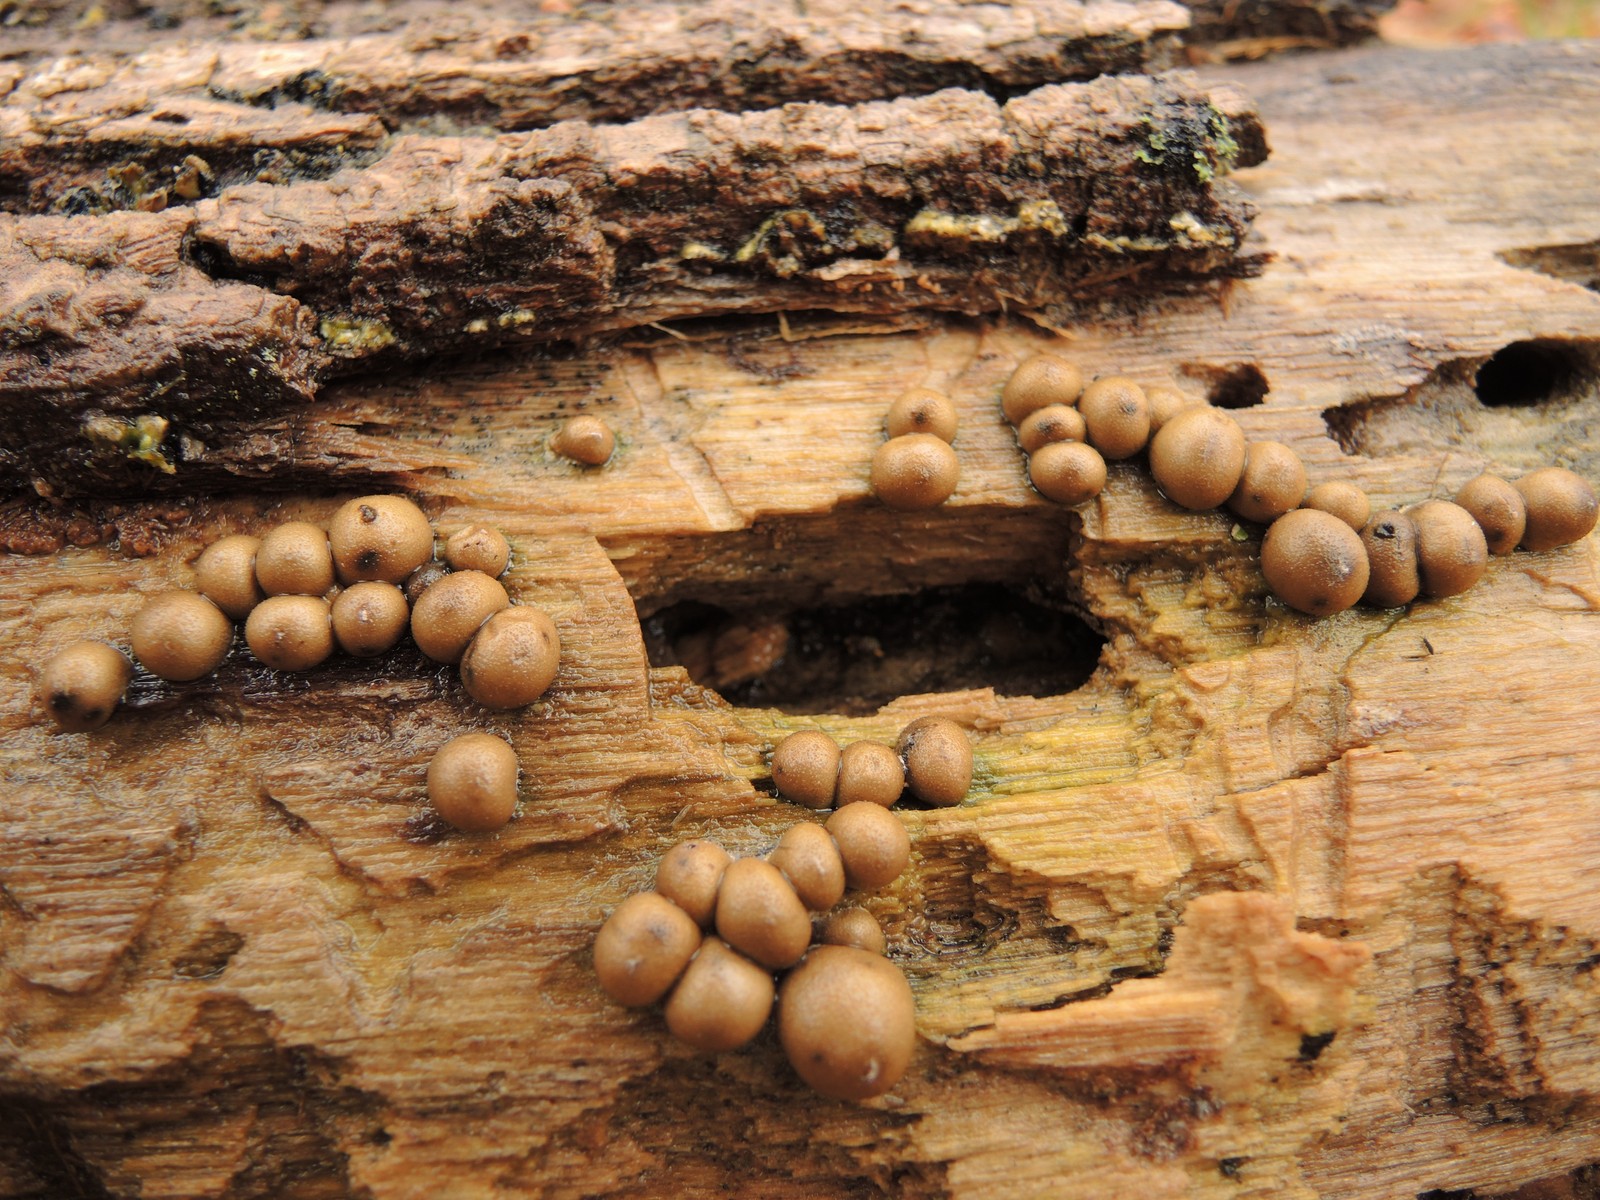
39, 641, 132, 731
459, 606, 561, 709
254, 521, 336, 596
664, 938, 775, 1052
714, 858, 812, 970
1408, 500, 1488, 597
1514, 467, 1599, 552
553, 415, 616, 466
767, 822, 847, 912
1001, 354, 1084, 425
593, 892, 701, 1007
194, 535, 265, 620
826, 803, 911, 891
403, 560, 450, 605
1145, 386, 1200, 432
444, 524, 511, 577
655, 839, 733, 928
778, 946, 917, 1101
426, 731, 520, 833
1360, 512, 1422, 609
1302, 481, 1372, 532
835, 741, 904, 808
331, 582, 410, 657
1016, 404, 1086, 454
327, 496, 435, 585
895, 717, 973, 808
885, 388, 958, 443
771, 730, 842, 809
1148, 407, 1247, 510
1028, 441, 1106, 507
870, 434, 960, 511
130, 591, 233, 681
1077, 377, 1150, 460
821, 908, 887, 956
410, 570, 510, 663
1228, 441, 1308, 524
1452, 474, 1525, 556
245, 595, 334, 671
1260, 509, 1371, 617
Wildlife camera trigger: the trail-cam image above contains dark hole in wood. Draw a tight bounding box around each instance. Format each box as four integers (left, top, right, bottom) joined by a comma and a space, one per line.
642, 583, 1103, 716
1298, 1030, 1336, 1062
1474, 339, 1583, 407
1180, 361, 1270, 408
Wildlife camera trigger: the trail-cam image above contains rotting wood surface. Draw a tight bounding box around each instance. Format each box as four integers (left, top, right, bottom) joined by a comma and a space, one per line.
3, 33, 1600, 1200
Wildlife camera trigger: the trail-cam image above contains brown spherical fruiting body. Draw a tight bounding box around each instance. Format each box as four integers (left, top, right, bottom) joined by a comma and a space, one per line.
327, 496, 434, 585
771, 730, 842, 809
1016, 404, 1086, 454
1514, 467, 1599, 552
593, 892, 701, 1007
553, 415, 616, 466
130, 591, 233, 681
778, 946, 917, 1101
885, 388, 958, 443
1145, 386, 1200, 432
768, 822, 847, 912
444, 524, 511, 577
1077, 377, 1151, 460
194, 535, 265, 620
426, 731, 519, 832
655, 840, 733, 928
1001, 354, 1083, 425
1408, 500, 1489, 598
39, 641, 132, 731
821, 908, 887, 955
1228, 441, 1308, 524
1453, 474, 1526, 556
664, 938, 775, 1052
835, 741, 905, 808
826, 803, 911, 891
1360, 512, 1422, 609
1303, 481, 1372, 531
1149, 407, 1248, 510
254, 521, 336, 597
460, 606, 561, 709
331, 582, 410, 657
1028, 441, 1106, 507
246, 595, 334, 671
895, 717, 973, 808
410, 570, 510, 663
870, 433, 960, 511
1261, 509, 1371, 617
714, 858, 812, 970
403, 560, 450, 605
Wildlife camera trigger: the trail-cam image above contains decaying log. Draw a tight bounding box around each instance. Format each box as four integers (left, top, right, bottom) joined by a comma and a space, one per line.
2, 28, 1600, 1200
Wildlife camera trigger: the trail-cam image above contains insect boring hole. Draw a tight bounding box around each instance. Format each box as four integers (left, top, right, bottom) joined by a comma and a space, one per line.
641, 583, 1104, 716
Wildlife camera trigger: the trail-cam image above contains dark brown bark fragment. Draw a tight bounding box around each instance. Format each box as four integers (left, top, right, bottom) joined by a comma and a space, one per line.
1181, 0, 1396, 51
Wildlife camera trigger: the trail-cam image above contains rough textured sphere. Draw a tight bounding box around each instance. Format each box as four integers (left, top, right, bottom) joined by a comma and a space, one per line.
826, 803, 911, 891
1149, 406, 1247, 511
1016, 404, 1086, 454
245, 595, 334, 671
554, 415, 616, 465
1360, 512, 1422, 609
426, 731, 520, 833
410, 570, 510, 663
835, 741, 905, 808
1302, 481, 1372, 531
767, 822, 847, 912
39, 641, 132, 731
593, 892, 701, 1008
1514, 467, 1598, 551
821, 908, 888, 955
655, 840, 732, 928
1260, 509, 1371, 617
1028, 441, 1106, 507
1077, 377, 1150, 460
771, 730, 842, 809
328, 495, 435, 585
331, 582, 410, 657
664, 938, 775, 1053
885, 388, 958, 443
714, 858, 812, 970
895, 717, 973, 807
778, 946, 917, 1101
459, 606, 561, 709
444, 524, 511, 577
194, 535, 265, 620
1228, 441, 1307, 524
870, 433, 960, 511
255, 521, 336, 596
1001, 353, 1083, 425
1409, 500, 1488, 598
1453, 474, 1525, 556
130, 591, 233, 681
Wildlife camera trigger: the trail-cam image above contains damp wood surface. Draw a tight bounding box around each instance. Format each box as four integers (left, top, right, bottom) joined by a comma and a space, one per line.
3, 33, 1600, 1200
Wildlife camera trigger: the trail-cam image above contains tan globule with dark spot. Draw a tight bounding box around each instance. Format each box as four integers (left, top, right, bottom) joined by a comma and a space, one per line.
39, 641, 133, 731
130, 591, 234, 681
1260, 508, 1371, 617
655, 839, 733, 929
459, 606, 561, 709
245, 595, 335, 671
1016, 404, 1086, 454
1149, 406, 1247, 510
1302, 481, 1372, 531
553, 415, 616, 466
404, 560, 450, 605
664, 938, 775, 1053
331, 582, 410, 657
895, 717, 973, 807
1001, 353, 1083, 425
593, 892, 702, 1008
444, 524, 511, 578
714, 858, 812, 970
194, 534, 265, 620
870, 433, 960, 511
821, 908, 887, 955
778, 946, 917, 1101
1360, 511, 1422, 609
767, 822, 847, 912
410, 570, 510, 663
771, 730, 841, 809
1453, 474, 1526, 556
1228, 441, 1308, 524
835, 741, 904, 807
1077, 377, 1150, 460
328, 496, 435, 585
426, 731, 520, 833
1514, 467, 1599, 551
1408, 500, 1488, 597
826, 803, 911, 891
1028, 441, 1106, 507
254, 521, 336, 597
885, 388, 958, 443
